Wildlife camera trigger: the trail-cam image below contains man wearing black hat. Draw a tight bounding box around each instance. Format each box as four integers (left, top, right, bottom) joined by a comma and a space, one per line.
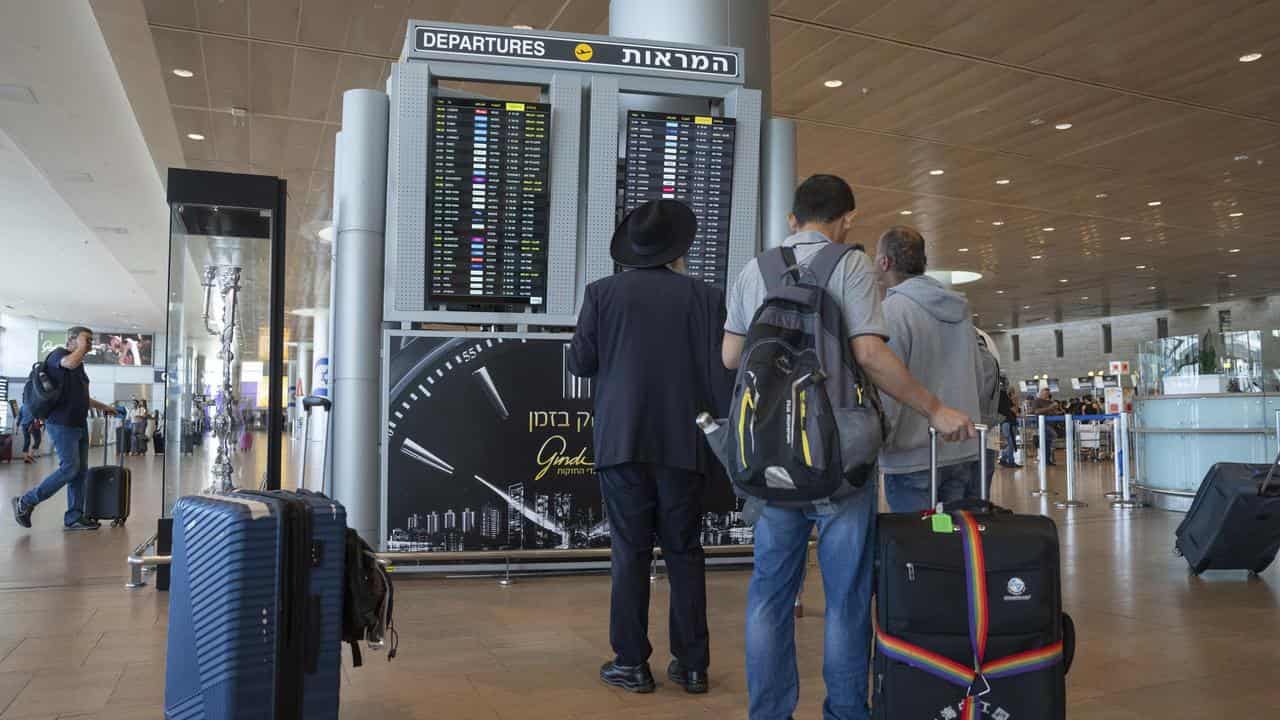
568, 199, 727, 695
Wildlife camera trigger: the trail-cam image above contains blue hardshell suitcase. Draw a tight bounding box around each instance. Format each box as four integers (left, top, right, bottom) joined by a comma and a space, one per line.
164, 491, 346, 720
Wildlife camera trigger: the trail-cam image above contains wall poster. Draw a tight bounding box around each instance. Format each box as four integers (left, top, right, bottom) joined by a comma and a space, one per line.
383, 333, 749, 553
37, 330, 155, 366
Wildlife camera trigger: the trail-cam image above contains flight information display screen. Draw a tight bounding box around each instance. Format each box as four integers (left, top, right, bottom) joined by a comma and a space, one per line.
622, 110, 736, 287
426, 96, 551, 306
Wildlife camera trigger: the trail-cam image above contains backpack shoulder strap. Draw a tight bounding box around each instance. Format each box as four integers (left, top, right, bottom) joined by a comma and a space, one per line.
759, 247, 794, 294
807, 243, 855, 288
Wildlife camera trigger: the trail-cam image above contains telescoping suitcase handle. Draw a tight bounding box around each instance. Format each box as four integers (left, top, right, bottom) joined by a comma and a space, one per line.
928, 423, 989, 508
1259, 450, 1280, 496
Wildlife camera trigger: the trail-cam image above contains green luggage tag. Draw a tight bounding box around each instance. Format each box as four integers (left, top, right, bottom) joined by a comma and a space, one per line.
930, 514, 954, 534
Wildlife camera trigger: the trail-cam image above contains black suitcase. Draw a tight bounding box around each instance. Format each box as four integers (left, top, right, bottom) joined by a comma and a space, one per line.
1175, 458, 1280, 575
85, 421, 131, 526
134, 435, 149, 454
0, 433, 12, 463
874, 429, 1069, 720
154, 432, 166, 455
115, 425, 132, 455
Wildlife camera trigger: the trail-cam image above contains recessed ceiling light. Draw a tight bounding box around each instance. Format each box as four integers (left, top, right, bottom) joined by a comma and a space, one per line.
996, 323, 1005, 327
823, 79, 844, 88
1041, 227, 1055, 232
1023, 305, 1032, 310
172, 68, 195, 78
958, 247, 969, 252
929, 169, 945, 176
1054, 122, 1073, 130
1229, 248, 1242, 253
1148, 285, 1158, 290
996, 290, 1005, 294
1081, 296, 1089, 301
995, 178, 1011, 185
1229, 211, 1244, 217
992, 220, 1004, 226
1031, 254, 1043, 260
1120, 235, 1133, 241
899, 210, 913, 215
1239, 52, 1263, 63
1058, 278, 1069, 283
186, 132, 205, 141
1095, 192, 1109, 199
1228, 273, 1239, 278
1147, 200, 1162, 207
512, 24, 534, 29
1135, 265, 1147, 270
1029, 118, 1045, 126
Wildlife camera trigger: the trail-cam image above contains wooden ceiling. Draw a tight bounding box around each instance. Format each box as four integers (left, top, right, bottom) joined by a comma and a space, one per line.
138, 0, 1280, 331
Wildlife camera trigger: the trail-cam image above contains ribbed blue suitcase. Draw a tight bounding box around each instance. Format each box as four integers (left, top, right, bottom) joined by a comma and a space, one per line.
164, 491, 346, 720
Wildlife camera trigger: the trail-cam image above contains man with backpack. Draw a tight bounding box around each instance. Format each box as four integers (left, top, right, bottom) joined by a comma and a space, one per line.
874, 226, 987, 512
11, 326, 119, 530
569, 199, 728, 696
721, 176, 974, 720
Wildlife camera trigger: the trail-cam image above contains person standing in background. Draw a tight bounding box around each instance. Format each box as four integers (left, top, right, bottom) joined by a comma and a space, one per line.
569, 199, 724, 696
18, 402, 42, 463
131, 400, 149, 455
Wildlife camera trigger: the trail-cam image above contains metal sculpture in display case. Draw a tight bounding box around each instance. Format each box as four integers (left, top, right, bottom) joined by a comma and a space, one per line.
200, 264, 243, 493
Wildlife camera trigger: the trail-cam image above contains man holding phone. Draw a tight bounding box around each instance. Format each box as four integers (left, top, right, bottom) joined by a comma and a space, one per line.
12, 326, 119, 530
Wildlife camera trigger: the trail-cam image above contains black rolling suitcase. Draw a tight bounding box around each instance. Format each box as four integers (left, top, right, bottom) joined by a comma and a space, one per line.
1175, 457, 1280, 575
85, 419, 131, 526
154, 431, 165, 455
874, 428, 1071, 720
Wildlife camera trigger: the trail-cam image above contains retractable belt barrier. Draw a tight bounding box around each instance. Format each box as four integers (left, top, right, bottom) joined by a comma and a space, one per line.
875, 511, 1064, 719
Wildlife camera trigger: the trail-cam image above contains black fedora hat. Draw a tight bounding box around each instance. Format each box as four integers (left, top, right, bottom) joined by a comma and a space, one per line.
611, 199, 698, 269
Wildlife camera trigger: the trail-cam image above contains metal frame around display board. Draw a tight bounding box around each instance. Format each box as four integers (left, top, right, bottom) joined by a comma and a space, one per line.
382, 21, 761, 326
378, 329, 754, 566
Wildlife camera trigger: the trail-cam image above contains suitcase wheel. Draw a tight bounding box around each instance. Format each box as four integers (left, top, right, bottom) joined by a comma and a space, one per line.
111, 519, 125, 528
1191, 560, 1209, 576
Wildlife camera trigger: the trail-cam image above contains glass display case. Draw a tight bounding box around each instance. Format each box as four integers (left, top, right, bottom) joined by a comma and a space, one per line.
162, 169, 287, 516
1134, 329, 1280, 510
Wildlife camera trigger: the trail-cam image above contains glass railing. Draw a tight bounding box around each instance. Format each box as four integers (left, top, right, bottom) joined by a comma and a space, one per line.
1136, 330, 1278, 397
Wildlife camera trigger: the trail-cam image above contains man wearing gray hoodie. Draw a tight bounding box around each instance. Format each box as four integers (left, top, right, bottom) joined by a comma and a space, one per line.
874, 226, 986, 512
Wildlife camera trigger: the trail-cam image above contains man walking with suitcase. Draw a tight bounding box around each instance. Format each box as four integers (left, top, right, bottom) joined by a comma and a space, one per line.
11, 327, 119, 530
873, 226, 987, 512
722, 176, 973, 720
569, 199, 728, 696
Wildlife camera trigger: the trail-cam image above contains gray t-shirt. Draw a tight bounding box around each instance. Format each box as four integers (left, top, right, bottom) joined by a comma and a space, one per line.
725, 231, 888, 340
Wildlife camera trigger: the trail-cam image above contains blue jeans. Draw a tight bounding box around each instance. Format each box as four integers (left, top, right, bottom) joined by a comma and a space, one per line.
745, 483, 876, 720
884, 459, 984, 513
1000, 421, 1017, 464
21, 423, 88, 526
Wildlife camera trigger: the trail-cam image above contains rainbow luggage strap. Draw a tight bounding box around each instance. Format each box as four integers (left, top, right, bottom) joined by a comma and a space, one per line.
875, 511, 1064, 720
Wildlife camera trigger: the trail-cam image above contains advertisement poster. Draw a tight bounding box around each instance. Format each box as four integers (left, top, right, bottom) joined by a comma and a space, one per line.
384, 334, 747, 553
37, 330, 154, 366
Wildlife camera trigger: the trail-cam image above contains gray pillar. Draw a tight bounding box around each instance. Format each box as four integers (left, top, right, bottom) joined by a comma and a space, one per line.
332, 89, 388, 543
764, 117, 796, 250
611, 0, 779, 251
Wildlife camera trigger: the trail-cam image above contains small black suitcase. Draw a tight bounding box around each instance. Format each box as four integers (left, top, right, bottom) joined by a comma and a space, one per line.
874, 428, 1069, 720
84, 420, 131, 526
1175, 458, 1280, 575
154, 432, 166, 455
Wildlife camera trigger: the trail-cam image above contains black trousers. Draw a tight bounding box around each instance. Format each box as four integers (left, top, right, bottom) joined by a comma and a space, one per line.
600, 462, 709, 671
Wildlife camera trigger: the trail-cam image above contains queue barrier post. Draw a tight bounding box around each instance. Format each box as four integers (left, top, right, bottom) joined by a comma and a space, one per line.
1105, 414, 1123, 498
1031, 414, 1057, 497
498, 554, 517, 587
1111, 412, 1145, 509
1055, 415, 1087, 509
976, 423, 990, 502
929, 427, 940, 508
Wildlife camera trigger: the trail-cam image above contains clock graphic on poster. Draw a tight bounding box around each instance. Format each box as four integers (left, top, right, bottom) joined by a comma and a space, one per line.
384, 335, 603, 552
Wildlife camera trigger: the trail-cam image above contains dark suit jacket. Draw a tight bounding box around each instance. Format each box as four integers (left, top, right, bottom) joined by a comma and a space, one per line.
568, 268, 731, 473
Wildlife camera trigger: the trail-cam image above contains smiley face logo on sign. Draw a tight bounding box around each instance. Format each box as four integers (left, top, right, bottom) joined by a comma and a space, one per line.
573, 43, 594, 62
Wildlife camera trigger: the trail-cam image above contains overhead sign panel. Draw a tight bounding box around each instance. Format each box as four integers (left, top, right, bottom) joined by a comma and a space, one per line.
410, 25, 740, 79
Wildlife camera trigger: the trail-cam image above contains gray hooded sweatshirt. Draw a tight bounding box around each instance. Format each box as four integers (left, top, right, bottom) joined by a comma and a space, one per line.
878, 275, 983, 475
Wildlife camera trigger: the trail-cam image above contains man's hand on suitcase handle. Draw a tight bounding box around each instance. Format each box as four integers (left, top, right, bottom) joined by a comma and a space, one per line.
929, 404, 976, 442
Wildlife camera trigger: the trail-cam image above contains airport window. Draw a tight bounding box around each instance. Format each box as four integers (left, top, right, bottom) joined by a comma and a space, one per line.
1102, 323, 1113, 354
1055, 329, 1064, 358
1157, 317, 1169, 339
1012, 335, 1021, 362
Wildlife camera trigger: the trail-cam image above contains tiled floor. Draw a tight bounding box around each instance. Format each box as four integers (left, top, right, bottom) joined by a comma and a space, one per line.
0, 437, 1278, 718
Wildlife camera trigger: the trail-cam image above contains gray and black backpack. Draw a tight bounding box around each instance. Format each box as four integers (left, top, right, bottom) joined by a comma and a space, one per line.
718, 244, 885, 505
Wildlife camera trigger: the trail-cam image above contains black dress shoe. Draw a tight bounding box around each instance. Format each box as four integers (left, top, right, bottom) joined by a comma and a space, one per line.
600, 659, 655, 693
667, 660, 708, 694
